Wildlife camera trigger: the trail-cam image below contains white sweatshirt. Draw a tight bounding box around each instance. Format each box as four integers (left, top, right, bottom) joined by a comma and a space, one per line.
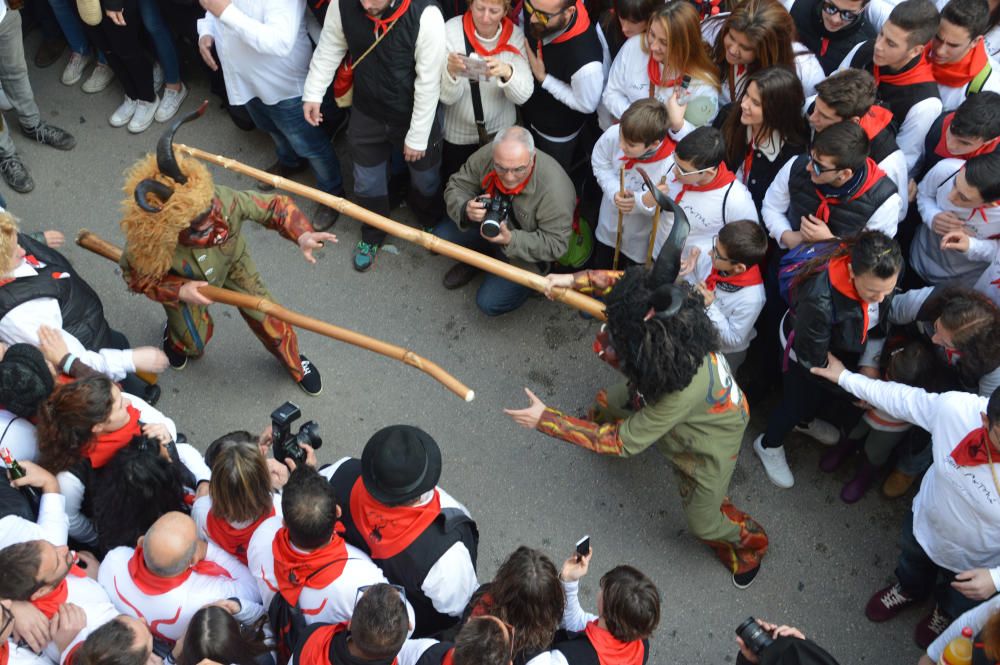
965, 235, 1000, 307
684, 250, 766, 354
937, 53, 1000, 112
657, 171, 759, 257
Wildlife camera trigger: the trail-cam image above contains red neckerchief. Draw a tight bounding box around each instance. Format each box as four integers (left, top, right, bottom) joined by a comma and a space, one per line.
83, 404, 142, 469
463, 12, 521, 56
584, 620, 644, 665
30, 565, 86, 619
930, 40, 989, 88
950, 427, 1000, 466
647, 56, 681, 88
350, 476, 441, 559
674, 162, 736, 203
536, 0, 590, 60
368, 0, 411, 36
271, 526, 348, 607
0, 641, 9, 665
827, 254, 870, 342
966, 201, 1000, 222
874, 52, 935, 86
128, 546, 232, 595
441, 648, 456, 665
820, 37, 829, 56
742, 145, 754, 184
705, 264, 763, 291
814, 158, 886, 222
482, 161, 535, 196
935, 112, 1000, 159
178, 199, 229, 248
205, 506, 275, 565
857, 105, 894, 140
299, 623, 348, 665
619, 137, 675, 170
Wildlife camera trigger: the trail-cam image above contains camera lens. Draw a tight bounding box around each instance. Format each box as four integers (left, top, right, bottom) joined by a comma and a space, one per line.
735, 618, 773, 655
481, 219, 501, 238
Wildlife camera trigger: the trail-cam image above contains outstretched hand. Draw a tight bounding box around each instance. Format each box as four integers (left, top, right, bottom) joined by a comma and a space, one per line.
809, 353, 847, 384
298, 231, 338, 264
503, 388, 547, 429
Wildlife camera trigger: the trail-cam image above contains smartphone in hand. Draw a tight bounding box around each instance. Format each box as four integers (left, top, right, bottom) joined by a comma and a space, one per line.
575, 535, 591, 559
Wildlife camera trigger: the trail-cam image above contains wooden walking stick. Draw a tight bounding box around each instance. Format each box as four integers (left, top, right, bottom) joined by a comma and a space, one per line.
175, 144, 607, 321
76, 230, 476, 402
645, 174, 668, 267
613, 167, 624, 270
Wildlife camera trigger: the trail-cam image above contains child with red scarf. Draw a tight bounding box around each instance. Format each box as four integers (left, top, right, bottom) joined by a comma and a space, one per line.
928, 0, 1000, 111
683, 220, 768, 374
918, 91, 1000, 180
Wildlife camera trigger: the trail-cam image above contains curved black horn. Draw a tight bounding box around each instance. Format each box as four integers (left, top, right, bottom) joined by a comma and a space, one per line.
134, 179, 175, 212
156, 100, 209, 185
646, 284, 686, 321
637, 166, 690, 290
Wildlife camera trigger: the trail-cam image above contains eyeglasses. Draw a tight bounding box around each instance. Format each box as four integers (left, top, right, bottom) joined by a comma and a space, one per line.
354, 584, 407, 610
0, 604, 13, 638
673, 162, 716, 177
524, 0, 566, 26
494, 162, 532, 177
808, 155, 840, 175
711, 236, 735, 263
821, 1, 862, 23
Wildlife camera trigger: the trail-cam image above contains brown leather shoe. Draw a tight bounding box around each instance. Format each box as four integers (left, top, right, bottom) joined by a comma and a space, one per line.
882, 469, 916, 498
442, 262, 480, 290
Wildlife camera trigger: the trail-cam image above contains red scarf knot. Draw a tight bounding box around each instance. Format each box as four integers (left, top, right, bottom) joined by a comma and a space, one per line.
619, 137, 675, 170
646, 56, 682, 89
584, 620, 645, 665
874, 52, 935, 86
463, 12, 522, 57
857, 105, 894, 140
813, 158, 886, 222
350, 476, 442, 559
674, 162, 735, 204
929, 40, 989, 88
481, 161, 535, 196
705, 264, 763, 291
128, 545, 232, 596
950, 427, 1000, 466
84, 403, 143, 469
205, 506, 276, 565
366, 0, 411, 36
271, 527, 348, 607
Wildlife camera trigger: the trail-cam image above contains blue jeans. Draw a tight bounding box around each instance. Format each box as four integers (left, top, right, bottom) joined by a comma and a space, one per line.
244, 96, 344, 195
433, 220, 531, 316
136, 0, 179, 84
46, 0, 106, 63
894, 510, 980, 618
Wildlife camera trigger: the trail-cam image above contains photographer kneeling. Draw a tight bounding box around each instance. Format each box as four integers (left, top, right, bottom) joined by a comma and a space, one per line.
735, 619, 839, 665
436, 126, 576, 316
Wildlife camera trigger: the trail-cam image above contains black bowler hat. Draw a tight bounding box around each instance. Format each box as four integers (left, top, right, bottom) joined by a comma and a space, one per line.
361, 425, 442, 506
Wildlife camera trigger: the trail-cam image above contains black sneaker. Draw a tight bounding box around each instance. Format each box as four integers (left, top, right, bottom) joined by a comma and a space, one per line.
297, 355, 322, 395
21, 122, 76, 150
257, 160, 309, 191
733, 565, 760, 589
162, 327, 188, 370
0, 155, 34, 193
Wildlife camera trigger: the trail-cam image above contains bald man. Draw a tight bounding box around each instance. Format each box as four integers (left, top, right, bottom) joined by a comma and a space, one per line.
98, 512, 263, 645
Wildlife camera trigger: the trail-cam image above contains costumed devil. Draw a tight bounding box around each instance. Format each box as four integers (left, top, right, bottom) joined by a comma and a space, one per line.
506, 170, 768, 587
118, 103, 338, 395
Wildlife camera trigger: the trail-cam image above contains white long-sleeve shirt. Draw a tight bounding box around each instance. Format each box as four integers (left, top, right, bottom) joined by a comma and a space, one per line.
761, 156, 901, 247
657, 172, 759, 257
45, 575, 119, 665
0, 409, 38, 463
937, 53, 1000, 111
302, 1, 446, 151
965, 235, 1000, 307
911, 158, 1000, 285
439, 16, 532, 145
684, 250, 765, 354
196, 0, 314, 105
0, 492, 67, 548
837, 370, 1000, 576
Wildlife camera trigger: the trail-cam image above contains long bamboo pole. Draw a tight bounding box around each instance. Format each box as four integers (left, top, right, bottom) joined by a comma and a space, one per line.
76, 230, 475, 402
176, 144, 607, 321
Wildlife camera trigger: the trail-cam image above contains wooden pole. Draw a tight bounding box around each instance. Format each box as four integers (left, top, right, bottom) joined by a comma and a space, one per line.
76, 230, 475, 402
613, 167, 624, 271
176, 144, 607, 321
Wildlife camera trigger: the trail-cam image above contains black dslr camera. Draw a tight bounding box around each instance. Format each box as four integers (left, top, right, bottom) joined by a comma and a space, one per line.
476, 193, 513, 238
271, 402, 322, 466
735, 617, 774, 656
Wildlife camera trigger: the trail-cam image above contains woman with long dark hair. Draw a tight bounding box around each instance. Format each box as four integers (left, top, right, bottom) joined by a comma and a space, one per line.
175, 605, 271, 665
719, 66, 809, 211
753, 231, 904, 489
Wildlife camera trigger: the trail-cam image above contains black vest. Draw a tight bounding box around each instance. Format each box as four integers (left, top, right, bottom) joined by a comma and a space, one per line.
786, 155, 898, 237
329, 459, 480, 638
791, 0, 874, 74
341, 0, 439, 126
521, 15, 603, 137
413, 642, 453, 665
0, 234, 112, 350
919, 111, 949, 179
850, 41, 940, 128
553, 631, 650, 665
804, 100, 900, 164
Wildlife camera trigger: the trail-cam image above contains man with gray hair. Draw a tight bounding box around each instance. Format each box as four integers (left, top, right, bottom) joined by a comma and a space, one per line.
436, 126, 576, 315
99, 511, 263, 646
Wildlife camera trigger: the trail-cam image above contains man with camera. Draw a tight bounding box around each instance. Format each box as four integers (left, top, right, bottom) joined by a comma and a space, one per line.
436, 126, 576, 316
734, 619, 840, 664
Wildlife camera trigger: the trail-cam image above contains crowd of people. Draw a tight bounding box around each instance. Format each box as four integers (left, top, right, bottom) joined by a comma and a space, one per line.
0, 0, 1000, 658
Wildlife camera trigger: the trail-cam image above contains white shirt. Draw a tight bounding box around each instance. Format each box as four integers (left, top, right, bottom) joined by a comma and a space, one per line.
0, 260, 135, 381
937, 53, 1000, 111
0, 409, 38, 462
657, 172, 759, 258
684, 250, 766, 354
911, 158, 1000, 285
837, 371, 1000, 575
302, 1, 447, 151
44, 575, 119, 665
439, 15, 532, 145
196, 0, 314, 105
965, 235, 1000, 307
99, 542, 263, 644
761, 156, 901, 247
0, 492, 67, 548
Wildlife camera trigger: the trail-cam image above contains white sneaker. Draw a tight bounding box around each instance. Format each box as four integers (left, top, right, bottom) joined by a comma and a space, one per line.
0, 86, 11, 111
128, 97, 159, 133
61, 51, 92, 86
152, 61, 164, 93
753, 434, 795, 488
110, 97, 137, 127
154, 83, 188, 123
82, 63, 114, 93
794, 418, 840, 446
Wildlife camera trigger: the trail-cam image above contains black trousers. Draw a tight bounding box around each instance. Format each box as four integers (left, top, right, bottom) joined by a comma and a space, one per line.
85, 0, 154, 102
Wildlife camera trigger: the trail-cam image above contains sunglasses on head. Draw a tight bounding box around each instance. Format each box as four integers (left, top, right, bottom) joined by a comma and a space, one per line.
354, 584, 407, 610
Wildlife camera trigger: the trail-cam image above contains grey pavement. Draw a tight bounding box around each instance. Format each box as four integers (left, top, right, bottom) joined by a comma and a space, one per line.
4, 34, 923, 664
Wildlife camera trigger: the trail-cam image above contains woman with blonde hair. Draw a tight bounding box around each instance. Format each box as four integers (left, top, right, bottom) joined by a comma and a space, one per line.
603, 1, 721, 134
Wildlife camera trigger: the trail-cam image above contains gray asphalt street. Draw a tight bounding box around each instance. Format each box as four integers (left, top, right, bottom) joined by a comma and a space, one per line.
5, 39, 923, 664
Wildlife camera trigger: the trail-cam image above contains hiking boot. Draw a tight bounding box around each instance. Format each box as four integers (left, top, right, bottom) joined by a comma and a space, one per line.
82, 63, 114, 93
819, 437, 860, 473
21, 122, 76, 151
733, 564, 761, 590
256, 160, 308, 191
914, 605, 952, 649
297, 355, 322, 396
883, 469, 917, 498
841, 461, 879, 504
110, 97, 137, 127
865, 583, 918, 622
0, 155, 34, 193
442, 262, 480, 290
154, 83, 188, 123
353, 241, 379, 272
61, 51, 91, 85
35, 38, 66, 68
128, 97, 159, 133
794, 418, 840, 445
753, 434, 794, 488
